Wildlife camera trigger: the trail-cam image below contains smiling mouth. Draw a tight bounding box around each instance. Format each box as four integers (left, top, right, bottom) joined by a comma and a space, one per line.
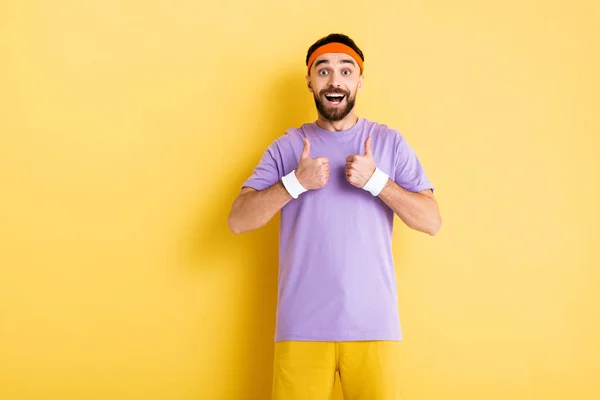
324, 93, 345, 105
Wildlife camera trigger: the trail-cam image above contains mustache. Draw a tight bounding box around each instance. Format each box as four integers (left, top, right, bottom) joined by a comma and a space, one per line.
319, 88, 350, 96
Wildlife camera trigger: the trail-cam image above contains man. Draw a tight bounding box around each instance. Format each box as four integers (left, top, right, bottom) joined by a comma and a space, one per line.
228, 33, 441, 400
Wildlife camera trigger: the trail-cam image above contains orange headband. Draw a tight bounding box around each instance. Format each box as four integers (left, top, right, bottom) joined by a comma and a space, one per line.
307, 42, 364, 74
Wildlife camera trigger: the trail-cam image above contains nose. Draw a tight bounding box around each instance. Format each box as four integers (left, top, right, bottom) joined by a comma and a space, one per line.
327, 71, 341, 88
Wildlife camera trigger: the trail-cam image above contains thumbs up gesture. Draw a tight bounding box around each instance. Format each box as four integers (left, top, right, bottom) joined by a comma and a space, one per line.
345, 136, 376, 188
295, 138, 330, 190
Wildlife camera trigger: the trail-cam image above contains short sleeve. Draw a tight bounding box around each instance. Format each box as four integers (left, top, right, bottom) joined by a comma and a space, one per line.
241, 142, 282, 191
394, 134, 434, 193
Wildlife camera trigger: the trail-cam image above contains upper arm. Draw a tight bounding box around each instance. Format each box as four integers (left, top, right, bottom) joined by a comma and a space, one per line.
230, 187, 257, 216
238, 186, 257, 198
241, 141, 283, 191
419, 188, 435, 201
394, 134, 434, 193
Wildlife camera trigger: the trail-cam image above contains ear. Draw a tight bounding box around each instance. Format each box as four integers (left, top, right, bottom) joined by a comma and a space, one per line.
306, 75, 313, 93
358, 74, 364, 92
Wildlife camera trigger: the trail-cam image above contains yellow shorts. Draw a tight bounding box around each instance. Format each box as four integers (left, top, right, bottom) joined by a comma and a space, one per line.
272, 340, 401, 400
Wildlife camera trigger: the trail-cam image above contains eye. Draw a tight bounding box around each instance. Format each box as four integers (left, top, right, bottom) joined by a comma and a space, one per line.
342, 70, 351, 76
319, 69, 329, 76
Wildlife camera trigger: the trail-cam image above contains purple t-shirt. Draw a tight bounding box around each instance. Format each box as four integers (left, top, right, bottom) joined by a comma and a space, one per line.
242, 117, 434, 342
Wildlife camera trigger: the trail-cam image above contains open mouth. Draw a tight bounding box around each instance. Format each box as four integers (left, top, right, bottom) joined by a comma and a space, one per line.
324, 93, 345, 105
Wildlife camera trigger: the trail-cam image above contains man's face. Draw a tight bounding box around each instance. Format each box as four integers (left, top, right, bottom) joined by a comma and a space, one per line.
307, 53, 364, 121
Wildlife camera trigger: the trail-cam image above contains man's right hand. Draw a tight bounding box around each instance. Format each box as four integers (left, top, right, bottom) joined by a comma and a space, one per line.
295, 138, 330, 190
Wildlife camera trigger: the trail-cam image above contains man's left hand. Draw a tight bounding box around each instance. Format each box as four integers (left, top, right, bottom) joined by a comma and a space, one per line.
345, 136, 376, 189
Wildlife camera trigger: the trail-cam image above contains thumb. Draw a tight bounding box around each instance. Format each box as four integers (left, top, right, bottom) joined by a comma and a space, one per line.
301, 138, 311, 159
364, 136, 372, 157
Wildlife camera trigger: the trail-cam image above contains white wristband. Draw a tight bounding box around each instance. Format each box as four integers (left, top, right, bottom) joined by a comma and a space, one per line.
281, 170, 308, 199
362, 167, 389, 196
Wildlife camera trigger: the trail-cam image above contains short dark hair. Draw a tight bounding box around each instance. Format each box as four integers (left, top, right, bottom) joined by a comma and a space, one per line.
305, 33, 365, 67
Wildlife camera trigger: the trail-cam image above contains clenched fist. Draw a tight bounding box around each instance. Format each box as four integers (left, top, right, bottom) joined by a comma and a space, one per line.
296, 138, 330, 190
345, 136, 376, 188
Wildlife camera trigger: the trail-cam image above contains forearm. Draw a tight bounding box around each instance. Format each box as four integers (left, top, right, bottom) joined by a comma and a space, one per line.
228, 181, 293, 234
378, 179, 441, 235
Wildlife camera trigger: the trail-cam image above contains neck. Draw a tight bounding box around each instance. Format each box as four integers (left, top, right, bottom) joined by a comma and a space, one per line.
316, 112, 358, 132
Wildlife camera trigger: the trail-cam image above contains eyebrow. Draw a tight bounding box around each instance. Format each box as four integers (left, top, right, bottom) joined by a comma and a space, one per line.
314, 58, 357, 68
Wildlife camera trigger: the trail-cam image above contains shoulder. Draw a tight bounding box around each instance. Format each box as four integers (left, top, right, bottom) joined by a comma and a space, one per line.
277, 123, 315, 145
361, 118, 406, 146
362, 118, 403, 137
263, 125, 307, 155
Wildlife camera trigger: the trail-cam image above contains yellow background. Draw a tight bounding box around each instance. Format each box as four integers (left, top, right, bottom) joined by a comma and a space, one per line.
1, 0, 598, 399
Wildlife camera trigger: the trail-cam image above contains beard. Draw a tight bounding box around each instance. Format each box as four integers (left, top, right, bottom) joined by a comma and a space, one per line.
313, 87, 356, 122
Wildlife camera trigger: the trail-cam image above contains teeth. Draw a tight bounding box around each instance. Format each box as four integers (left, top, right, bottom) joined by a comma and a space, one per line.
326, 94, 344, 97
